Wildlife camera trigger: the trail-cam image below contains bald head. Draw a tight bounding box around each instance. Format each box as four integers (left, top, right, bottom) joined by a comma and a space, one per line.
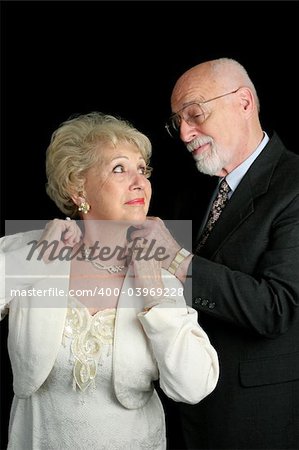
171, 58, 259, 112
169, 57, 264, 177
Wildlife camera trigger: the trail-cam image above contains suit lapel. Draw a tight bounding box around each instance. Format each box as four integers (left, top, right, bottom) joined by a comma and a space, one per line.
198, 176, 255, 258
196, 133, 284, 259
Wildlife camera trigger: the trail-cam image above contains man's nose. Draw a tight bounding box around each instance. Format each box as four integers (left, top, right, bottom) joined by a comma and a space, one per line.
179, 118, 198, 142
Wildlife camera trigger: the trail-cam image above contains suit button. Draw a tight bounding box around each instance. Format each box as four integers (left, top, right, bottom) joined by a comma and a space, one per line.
194, 297, 202, 305
208, 302, 216, 309
201, 299, 209, 307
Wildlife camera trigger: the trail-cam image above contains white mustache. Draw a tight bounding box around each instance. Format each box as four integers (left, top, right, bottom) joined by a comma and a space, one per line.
186, 136, 213, 153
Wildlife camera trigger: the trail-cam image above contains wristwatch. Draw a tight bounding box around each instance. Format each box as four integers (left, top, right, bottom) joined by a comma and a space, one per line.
168, 248, 191, 275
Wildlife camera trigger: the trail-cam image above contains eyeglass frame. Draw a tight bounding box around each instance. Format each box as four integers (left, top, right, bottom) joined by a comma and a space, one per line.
165, 88, 240, 137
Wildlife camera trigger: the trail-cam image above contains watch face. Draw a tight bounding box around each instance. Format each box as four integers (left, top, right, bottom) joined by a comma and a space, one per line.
169, 248, 191, 274
180, 248, 191, 257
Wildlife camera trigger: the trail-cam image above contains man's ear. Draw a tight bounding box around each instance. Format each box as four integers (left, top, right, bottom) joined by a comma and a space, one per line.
238, 87, 255, 114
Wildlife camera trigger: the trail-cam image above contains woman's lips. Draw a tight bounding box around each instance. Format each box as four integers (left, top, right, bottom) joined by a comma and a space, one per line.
125, 198, 145, 205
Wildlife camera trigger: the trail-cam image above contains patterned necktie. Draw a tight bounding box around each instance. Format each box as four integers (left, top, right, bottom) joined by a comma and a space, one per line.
195, 178, 231, 253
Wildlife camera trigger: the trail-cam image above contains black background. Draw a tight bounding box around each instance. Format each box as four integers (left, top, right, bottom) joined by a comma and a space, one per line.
1, 1, 298, 449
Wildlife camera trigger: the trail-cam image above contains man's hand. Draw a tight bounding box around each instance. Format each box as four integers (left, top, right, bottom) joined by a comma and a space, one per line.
132, 248, 174, 311
128, 217, 192, 283
128, 217, 181, 270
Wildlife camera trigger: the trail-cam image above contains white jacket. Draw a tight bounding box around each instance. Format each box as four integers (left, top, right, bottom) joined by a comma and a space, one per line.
0, 230, 219, 409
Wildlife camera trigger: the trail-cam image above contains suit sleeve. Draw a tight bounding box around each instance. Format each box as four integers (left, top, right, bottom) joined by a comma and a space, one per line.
192, 193, 299, 337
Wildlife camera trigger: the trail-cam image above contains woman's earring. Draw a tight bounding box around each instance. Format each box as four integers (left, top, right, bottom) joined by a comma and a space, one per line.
78, 201, 90, 214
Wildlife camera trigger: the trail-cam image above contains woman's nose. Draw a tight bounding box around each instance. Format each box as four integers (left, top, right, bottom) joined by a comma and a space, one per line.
129, 171, 145, 190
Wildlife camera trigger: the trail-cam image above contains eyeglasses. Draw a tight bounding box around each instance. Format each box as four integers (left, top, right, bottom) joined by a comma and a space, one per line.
165, 88, 240, 138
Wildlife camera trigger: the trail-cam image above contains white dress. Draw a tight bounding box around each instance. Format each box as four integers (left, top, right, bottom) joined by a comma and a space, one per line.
8, 297, 166, 450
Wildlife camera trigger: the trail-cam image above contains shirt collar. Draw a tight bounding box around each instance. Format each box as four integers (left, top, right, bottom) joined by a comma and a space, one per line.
226, 132, 269, 193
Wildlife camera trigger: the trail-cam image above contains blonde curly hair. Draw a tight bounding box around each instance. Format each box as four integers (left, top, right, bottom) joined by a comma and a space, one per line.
46, 112, 152, 217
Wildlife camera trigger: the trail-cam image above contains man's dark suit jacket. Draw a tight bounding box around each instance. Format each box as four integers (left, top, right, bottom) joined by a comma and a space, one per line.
180, 132, 299, 450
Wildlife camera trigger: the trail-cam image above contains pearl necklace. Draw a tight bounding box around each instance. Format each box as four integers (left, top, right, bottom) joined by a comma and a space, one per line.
81, 248, 125, 274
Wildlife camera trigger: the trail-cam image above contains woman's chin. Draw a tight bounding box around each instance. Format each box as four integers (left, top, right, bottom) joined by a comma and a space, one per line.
125, 211, 147, 224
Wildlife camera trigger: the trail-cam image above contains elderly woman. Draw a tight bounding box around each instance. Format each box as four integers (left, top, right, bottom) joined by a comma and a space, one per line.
0, 112, 219, 449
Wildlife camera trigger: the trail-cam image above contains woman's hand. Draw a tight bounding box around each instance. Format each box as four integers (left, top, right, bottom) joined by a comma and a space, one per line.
38, 218, 82, 262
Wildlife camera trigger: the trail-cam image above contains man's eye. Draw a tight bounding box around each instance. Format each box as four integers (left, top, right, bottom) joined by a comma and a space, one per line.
173, 116, 181, 127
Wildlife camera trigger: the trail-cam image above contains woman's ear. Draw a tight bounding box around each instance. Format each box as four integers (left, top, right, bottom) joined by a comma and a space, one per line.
71, 191, 91, 214
71, 192, 85, 207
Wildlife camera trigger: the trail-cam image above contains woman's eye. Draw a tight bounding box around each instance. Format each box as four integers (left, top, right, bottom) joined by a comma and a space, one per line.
138, 166, 147, 175
112, 164, 151, 178
113, 165, 124, 173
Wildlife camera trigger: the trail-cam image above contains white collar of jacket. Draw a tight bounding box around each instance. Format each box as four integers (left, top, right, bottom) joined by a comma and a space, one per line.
4, 230, 157, 409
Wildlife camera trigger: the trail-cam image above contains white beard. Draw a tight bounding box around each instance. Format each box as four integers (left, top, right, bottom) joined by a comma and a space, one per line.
187, 136, 227, 176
